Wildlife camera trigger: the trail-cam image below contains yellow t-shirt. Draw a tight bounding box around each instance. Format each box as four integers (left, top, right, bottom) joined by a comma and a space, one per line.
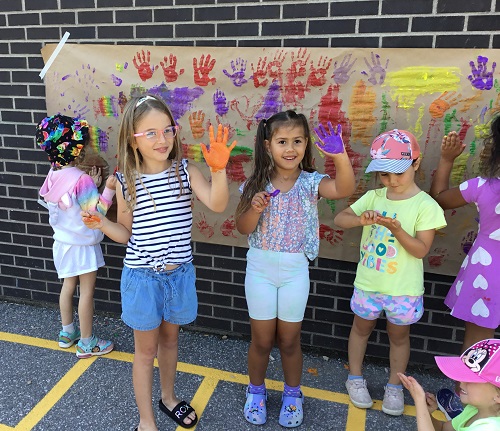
350, 188, 446, 296
452, 404, 500, 430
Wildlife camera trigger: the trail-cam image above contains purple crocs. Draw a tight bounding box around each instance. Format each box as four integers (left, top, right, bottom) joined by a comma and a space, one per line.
279, 392, 304, 428
244, 387, 267, 425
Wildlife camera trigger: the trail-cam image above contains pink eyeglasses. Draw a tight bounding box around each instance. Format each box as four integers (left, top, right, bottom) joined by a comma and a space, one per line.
134, 125, 179, 141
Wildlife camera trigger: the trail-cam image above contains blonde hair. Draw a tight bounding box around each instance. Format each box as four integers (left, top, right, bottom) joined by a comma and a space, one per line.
117, 94, 184, 211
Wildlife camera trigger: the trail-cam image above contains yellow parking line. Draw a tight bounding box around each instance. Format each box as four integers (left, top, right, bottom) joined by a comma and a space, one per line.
1, 331, 438, 430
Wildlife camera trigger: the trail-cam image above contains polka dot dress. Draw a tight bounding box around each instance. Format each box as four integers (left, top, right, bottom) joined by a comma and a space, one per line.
445, 177, 500, 329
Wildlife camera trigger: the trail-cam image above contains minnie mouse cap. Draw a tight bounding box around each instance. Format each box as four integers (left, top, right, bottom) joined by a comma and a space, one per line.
365, 129, 420, 174
435, 339, 500, 388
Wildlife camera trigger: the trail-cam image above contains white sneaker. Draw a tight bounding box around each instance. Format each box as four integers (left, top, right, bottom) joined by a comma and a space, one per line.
382, 385, 404, 416
345, 378, 373, 409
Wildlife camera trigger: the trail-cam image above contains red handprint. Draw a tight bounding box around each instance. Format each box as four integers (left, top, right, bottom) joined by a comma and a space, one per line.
160, 54, 184, 83
221, 216, 237, 238
284, 48, 310, 104
193, 54, 217, 86
133, 50, 156, 82
267, 50, 287, 85
251, 56, 268, 88
319, 224, 344, 245
307, 56, 332, 88
196, 213, 215, 238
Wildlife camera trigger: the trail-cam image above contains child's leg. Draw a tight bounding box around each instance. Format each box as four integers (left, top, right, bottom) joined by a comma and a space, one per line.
248, 318, 277, 385
77, 271, 97, 339
157, 321, 196, 426
386, 321, 411, 385
133, 327, 160, 431
348, 315, 377, 376
59, 276, 78, 326
276, 320, 303, 387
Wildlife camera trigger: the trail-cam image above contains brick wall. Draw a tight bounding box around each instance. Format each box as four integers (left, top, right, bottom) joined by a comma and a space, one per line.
1, 0, 499, 364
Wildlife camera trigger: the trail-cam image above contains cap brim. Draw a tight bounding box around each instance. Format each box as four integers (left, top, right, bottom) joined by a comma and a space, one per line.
435, 356, 485, 384
365, 159, 413, 174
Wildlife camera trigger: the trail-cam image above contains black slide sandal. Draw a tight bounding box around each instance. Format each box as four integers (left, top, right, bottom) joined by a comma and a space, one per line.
159, 399, 198, 429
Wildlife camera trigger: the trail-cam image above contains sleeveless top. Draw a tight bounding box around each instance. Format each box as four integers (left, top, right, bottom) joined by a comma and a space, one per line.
117, 159, 193, 268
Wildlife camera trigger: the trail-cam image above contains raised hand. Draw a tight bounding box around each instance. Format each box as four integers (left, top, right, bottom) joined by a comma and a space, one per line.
105, 175, 117, 191
200, 124, 237, 172
89, 165, 102, 187
314, 122, 344, 155
441, 131, 466, 162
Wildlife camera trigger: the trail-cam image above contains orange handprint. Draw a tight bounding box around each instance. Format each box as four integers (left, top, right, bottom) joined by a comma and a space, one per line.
193, 54, 217, 86
429, 91, 461, 119
189, 110, 205, 139
200, 124, 237, 172
160, 54, 184, 83
133, 50, 156, 82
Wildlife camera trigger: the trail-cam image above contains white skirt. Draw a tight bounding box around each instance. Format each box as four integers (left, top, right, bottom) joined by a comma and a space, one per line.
53, 241, 105, 278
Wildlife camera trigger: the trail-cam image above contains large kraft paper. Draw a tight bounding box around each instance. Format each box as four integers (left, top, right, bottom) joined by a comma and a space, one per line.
41, 44, 500, 276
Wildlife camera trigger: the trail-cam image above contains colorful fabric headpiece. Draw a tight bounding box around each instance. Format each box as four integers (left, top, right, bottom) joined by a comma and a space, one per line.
36, 114, 89, 168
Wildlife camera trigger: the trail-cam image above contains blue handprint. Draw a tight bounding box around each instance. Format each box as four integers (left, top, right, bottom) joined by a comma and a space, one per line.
223, 57, 250, 87
468, 56, 496, 90
213, 89, 229, 116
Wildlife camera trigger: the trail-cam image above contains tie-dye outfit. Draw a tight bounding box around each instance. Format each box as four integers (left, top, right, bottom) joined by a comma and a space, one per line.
350, 188, 446, 324
39, 166, 115, 278
445, 177, 500, 329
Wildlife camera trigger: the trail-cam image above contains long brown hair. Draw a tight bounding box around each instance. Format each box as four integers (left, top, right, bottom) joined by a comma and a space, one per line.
117, 94, 184, 211
235, 110, 315, 220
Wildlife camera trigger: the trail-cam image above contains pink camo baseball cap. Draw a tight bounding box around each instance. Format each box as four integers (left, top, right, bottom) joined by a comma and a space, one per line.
435, 339, 500, 388
365, 129, 420, 174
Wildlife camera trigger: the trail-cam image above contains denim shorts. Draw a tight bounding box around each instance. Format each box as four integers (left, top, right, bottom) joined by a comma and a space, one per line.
350, 287, 424, 325
245, 247, 310, 322
120, 262, 197, 331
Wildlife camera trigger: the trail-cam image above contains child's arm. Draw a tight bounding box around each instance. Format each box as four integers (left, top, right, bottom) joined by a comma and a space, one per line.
235, 191, 270, 234
189, 124, 237, 213
429, 131, 468, 210
82, 181, 132, 244
398, 374, 454, 431
377, 216, 436, 259
333, 207, 380, 229
76, 173, 116, 216
315, 123, 356, 200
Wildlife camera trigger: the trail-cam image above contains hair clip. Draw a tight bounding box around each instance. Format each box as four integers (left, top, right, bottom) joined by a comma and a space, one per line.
135, 95, 156, 108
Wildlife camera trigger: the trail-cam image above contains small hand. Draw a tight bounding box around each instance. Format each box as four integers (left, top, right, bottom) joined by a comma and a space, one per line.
105, 175, 117, 191
441, 131, 466, 162
81, 211, 104, 229
376, 214, 402, 232
398, 373, 428, 406
200, 124, 237, 172
89, 166, 102, 187
251, 191, 271, 214
360, 210, 380, 226
314, 122, 345, 155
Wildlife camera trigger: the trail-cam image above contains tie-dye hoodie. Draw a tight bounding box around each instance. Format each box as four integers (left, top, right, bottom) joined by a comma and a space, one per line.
39, 166, 115, 246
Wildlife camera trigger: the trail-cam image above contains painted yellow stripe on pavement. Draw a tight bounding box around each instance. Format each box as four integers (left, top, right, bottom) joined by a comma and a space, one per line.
15, 357, 96, 430
187, 376, 220, 431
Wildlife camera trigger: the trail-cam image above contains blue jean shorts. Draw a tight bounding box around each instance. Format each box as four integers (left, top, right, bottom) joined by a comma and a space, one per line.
245, 247, 310, 322
120, 262, 197, 331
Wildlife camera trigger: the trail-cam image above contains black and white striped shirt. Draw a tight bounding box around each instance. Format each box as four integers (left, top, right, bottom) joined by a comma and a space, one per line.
119, 159, 193, 268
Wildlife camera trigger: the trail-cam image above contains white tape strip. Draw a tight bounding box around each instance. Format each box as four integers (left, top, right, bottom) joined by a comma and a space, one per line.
39, 31, 70, 79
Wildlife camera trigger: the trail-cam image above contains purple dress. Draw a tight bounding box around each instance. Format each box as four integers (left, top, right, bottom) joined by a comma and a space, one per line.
445, 177, 500, 329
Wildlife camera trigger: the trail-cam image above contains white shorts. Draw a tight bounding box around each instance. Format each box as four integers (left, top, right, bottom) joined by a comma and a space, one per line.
244, 247, 310, 322
53, 241, 104, 278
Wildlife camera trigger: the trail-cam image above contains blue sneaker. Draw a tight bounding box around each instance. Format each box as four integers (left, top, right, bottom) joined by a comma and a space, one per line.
58, 328, 80, 348
436, 388, 463, 420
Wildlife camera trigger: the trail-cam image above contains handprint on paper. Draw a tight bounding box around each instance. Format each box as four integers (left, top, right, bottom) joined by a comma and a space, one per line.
133, 50, 156, 82
251, 56, 269, 88
213, 89, 229, 116
429, 91, 461, 119
255, 80, 283, 123
468, 55, 496, 90
223, 57, 249, 87
221, 216, 238, 238
361, 52, 389, 85
307, 56, 332, 88
188, 110, 205, 139
284, 48, 310, 104
193, 54, 217, 86
319, 224, 344, 245
195, 213, 215, 239
267, 50, 287, 85
331, 54, 357, 85
160, 54, 184, 83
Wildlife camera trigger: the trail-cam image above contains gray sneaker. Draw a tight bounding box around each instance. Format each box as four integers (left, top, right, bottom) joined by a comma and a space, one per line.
345, 379, 373, 409
382, 385, 404, 416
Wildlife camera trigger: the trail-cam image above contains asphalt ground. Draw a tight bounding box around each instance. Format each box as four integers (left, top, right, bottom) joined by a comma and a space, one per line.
0, 300, 449, 431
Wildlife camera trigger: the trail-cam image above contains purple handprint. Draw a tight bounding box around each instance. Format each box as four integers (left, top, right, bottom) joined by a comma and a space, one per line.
361, 52, 389, 85
223, 57, 249, 87
213, 89, 229, 116
468, 56, 496, 90
314, 122, 344, 154
331, 54, 357, 85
